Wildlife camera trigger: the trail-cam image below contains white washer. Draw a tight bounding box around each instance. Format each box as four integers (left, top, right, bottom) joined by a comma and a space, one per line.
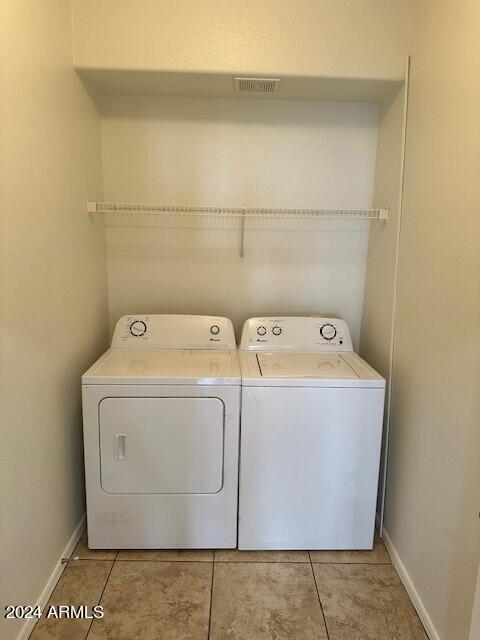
82, 314, 240, 549
238, 316, 385, 550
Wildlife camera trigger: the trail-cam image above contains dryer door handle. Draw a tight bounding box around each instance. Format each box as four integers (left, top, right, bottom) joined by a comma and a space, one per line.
115, 433, 127, 461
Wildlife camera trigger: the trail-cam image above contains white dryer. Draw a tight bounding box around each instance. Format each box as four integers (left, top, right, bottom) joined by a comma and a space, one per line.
238, 316, 385, 550
82, 314, 240, 549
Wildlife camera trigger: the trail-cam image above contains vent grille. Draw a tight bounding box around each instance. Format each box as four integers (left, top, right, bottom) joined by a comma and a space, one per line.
234, 77, 280, 94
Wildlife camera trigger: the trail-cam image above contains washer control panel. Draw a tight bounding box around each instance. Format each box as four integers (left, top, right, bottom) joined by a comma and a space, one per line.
240, 317, 353, 351
112, 315, 236, 349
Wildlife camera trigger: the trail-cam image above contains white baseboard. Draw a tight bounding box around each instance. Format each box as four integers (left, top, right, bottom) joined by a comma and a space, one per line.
16, 513, 86, 640
382, 527, 440, 640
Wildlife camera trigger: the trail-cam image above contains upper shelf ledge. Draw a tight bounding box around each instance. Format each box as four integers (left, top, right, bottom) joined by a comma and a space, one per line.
77, 68, 403, 103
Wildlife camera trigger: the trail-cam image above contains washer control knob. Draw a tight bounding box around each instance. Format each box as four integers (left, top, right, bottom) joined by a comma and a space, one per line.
320, 323, 337, 341
210, 325, 220, 335
129, 320, 147, 337
257, 326, 267, 336
272, 326, 282, 336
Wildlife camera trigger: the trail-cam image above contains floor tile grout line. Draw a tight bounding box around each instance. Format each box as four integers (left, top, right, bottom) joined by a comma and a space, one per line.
207, 552, 216, 640
310, 560, 392, 566
213, 559, 310, 564
85, 556, 116, 640
309, 552, 331, 640
111, 558, 213, 563
76, 555, 390, 566
76, 557, 390, 565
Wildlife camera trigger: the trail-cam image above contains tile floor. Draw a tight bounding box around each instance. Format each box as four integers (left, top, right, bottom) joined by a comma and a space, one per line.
30, 533, 428, 639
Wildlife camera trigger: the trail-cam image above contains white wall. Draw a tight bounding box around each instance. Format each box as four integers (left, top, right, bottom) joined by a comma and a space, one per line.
0, 2, 108, 639
72, 0, 414, 82
100, 94, 378, 343
380, 1, 480, 639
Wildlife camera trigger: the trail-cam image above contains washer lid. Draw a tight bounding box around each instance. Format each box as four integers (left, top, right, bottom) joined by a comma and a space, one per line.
82, 349, 240, 385
258, 352, 358, 378
240, 351, 385, 388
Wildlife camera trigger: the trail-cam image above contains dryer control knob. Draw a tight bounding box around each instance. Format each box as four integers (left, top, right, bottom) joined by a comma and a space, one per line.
257, 326, 267, 336
210, 325, 220, 335
129, 320, 147, 337
272, 326, 282, 336
320, 323, 337, 341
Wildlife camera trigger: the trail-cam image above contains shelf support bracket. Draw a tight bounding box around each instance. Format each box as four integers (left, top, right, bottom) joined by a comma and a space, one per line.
239, 208, 246, 258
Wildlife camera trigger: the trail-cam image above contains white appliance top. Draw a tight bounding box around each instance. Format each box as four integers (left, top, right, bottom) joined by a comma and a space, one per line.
83, 315, 240, 385
257, 352, 359, 378
240, 351, 384, 388
239, 317, 384, 388
240, 316, 353, 351
112, 314, 236, 350
83, 349, 240, 385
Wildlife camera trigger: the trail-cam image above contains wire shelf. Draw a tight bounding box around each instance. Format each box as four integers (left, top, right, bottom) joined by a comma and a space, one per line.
87, 202, 389, 221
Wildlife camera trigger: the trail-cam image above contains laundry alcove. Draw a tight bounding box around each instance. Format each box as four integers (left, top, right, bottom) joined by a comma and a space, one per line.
83, 92, 399, 346
75, 12, 409, 534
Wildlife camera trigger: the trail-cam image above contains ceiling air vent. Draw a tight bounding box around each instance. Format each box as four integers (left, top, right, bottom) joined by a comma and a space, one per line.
234, 77, 280, 94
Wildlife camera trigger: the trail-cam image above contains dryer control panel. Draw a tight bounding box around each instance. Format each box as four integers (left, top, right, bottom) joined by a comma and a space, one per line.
112, 315, 236, 350
240, 317, 353, 351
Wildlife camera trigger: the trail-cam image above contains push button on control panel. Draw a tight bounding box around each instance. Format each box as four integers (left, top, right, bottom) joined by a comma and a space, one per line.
257, 326, 267, 336
129, 320, 147, 337
272, 326, 282, 336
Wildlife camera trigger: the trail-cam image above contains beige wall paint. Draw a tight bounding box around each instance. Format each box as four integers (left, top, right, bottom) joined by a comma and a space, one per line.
100, 94, 378, 343
361, 85, 406, 379
0, 2, 107, 638
72, 0, 413, 82
360, 83, 407, 518
469, 566, 480, 640
384, 1, 480, 639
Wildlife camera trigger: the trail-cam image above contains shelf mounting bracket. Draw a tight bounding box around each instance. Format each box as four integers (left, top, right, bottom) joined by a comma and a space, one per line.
239, 208, 246, 258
